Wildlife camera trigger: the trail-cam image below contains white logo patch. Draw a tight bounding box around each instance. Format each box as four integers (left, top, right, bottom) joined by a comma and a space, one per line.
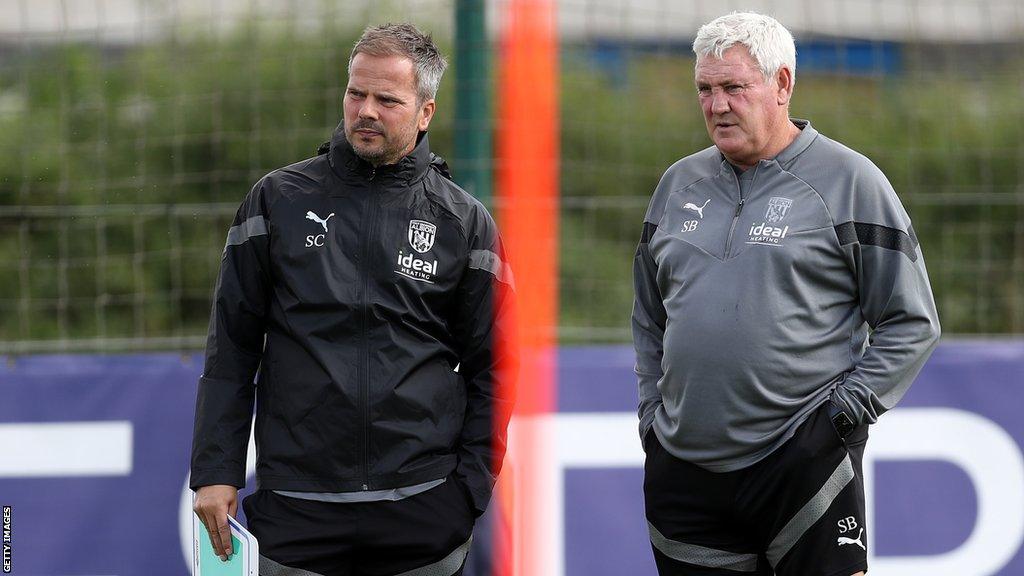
765, 197, 793, 223
683, 199, 711, 219
395, 251, 439, 284
837, 528, 865, 551
408, 220, 437, 253
306, 210, 335, 232
746, 222, 790, 246
304, 210, 334, 248
746, 198, 794, 246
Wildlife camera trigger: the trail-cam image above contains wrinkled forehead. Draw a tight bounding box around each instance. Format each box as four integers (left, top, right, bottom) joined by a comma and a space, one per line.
694, 46, 761, 83
347, 53, 417, 92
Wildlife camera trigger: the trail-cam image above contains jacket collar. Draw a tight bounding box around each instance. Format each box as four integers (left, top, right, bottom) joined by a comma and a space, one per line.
774, 118, 817, 169
718, 118, 818, 171
328, 120, 432, 184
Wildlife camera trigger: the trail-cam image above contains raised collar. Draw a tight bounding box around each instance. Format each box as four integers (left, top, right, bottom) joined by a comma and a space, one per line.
773, 118, 817, 169
719, 118, 819, 172
327, 121, 432, 184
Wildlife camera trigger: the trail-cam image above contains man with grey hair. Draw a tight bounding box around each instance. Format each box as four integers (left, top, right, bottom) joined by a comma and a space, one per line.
633, 12, 939, 576
191, 22, 515, 576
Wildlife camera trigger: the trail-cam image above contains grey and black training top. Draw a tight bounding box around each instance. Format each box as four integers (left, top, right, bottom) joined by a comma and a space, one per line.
632, 120, 940, 472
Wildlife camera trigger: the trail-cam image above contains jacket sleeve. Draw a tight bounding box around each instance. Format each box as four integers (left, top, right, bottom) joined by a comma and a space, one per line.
189, 182, 271, 490
632, 219, 666, 445
449, 205, 517, 517
831, 169, 941, 426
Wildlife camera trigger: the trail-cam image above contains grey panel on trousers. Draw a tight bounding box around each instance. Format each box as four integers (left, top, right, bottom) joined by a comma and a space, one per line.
647, 522, 760, 572
259, 555, 327, 576
766, 453, 855, 567
394, 536, 473, 576
224, 216, 268, 249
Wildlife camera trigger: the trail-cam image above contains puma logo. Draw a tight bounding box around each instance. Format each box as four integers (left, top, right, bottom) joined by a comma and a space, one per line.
837, 528, 865, 551
683, 199, 711, 219
306, 211, 335, 232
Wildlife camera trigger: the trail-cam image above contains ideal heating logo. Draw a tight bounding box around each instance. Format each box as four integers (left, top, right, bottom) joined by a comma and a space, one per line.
3, 505, 11, 573
746, 197, 794, 246
396, 251, 438, 283
747, 222, 790, 244
395, 220, 440, 283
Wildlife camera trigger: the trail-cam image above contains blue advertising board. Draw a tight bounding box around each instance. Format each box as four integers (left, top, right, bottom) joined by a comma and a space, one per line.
1, 342, 1022, 575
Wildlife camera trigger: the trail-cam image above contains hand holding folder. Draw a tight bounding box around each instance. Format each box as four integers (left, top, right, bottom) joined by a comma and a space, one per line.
193, 500, 259, 575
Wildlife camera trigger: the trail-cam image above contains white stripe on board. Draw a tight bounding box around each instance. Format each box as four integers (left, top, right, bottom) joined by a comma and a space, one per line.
0, 421, 133, 477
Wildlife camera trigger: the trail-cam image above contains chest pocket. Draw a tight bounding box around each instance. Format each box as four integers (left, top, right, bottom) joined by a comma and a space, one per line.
657, 187, 734, 261
378, 204, 464, 304
651, 163, 839, 285
727, 166, 833, 260
269, 199, 360, 306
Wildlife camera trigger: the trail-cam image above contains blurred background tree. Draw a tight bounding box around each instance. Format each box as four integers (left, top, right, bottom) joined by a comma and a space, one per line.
0, 0, 1021, 350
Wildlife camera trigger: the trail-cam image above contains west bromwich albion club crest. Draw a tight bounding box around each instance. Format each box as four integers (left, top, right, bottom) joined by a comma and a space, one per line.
408, 220, 437, 253
765, 197, 793, 223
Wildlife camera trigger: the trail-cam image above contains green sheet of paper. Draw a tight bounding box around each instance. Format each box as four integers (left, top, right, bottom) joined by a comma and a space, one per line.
196, 524, 244, 576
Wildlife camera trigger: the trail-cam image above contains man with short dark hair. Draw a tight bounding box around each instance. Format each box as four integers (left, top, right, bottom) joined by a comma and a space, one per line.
191, 23, 515, 576
632, 12, 940, 576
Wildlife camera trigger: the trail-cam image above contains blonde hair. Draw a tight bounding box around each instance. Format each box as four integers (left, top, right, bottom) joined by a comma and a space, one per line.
349, 23, 448, 103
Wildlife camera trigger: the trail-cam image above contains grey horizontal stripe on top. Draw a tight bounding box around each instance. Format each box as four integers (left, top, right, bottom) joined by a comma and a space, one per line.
766, 453, 855, 567
260, 555, 326, 576
274, 478, 445, 503
395, 536, 472, 576
468, 249, 515, 288
648, 522, 759, 572
224, 215, 268, 249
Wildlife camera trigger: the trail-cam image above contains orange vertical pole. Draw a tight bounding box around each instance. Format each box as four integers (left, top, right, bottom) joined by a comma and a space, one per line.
498, 0, 558, 424
495, 0, 559, 575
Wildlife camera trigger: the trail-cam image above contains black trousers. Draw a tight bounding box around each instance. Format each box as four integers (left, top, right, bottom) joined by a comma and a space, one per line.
243, 478, 475, 576
644, 403, 869, 576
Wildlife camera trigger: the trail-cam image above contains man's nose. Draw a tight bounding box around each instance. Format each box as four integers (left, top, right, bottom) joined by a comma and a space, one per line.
710, 91, 729, 115
358, 100, 379, 120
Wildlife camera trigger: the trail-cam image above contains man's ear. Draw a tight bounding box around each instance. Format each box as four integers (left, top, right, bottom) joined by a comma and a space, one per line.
418, 99, 436, 131
776, 66, 795, 106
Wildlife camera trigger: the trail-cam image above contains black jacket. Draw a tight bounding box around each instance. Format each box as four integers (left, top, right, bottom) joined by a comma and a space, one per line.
190, 122, 516, 516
